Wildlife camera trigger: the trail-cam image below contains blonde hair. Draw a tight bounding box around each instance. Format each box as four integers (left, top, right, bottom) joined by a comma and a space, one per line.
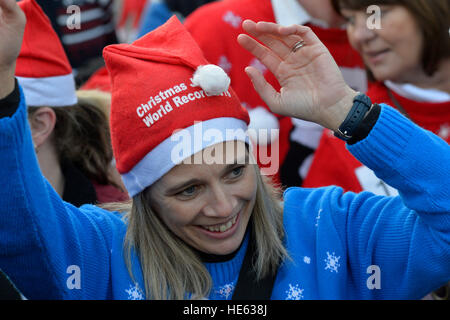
76, 89, 112, 121
107, 163, 288, 300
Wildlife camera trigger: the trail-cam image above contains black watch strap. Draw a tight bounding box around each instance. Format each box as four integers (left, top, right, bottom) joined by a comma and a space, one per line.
334, 93, 372, 141
347, 103, 381, 145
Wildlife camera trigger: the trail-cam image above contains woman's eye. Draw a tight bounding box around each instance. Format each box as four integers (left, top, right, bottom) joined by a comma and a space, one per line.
229, 166, 245, 179
379, 8, 391, 19
179, 186, 197, 197
378, 5, 392, 14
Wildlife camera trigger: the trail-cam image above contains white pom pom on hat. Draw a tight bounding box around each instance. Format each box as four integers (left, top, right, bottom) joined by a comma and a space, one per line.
248, 107, 280, 147
191, 64, 231, 96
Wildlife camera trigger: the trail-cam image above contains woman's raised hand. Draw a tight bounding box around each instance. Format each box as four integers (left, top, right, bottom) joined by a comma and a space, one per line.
238, 20, 357, 132
0, 0, 26, 98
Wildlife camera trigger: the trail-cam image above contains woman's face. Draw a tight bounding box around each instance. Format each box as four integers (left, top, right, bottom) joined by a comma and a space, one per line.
148, 141, 257, 255
342, 5, 424, 82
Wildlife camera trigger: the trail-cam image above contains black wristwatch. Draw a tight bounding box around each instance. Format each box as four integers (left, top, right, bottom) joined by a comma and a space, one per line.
334, 93, 373, 141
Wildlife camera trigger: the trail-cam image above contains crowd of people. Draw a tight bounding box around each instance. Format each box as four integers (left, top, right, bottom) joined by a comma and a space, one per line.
0, 0, 448, 300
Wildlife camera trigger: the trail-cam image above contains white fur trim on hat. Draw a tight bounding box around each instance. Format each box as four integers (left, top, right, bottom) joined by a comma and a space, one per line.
122, 117, 249, 197
191, 64, 231, 96
17, 73, 78, 107
248, 107, 280, 147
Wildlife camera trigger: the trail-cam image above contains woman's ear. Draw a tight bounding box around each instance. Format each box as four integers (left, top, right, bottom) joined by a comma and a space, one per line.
28, 107, 57, 149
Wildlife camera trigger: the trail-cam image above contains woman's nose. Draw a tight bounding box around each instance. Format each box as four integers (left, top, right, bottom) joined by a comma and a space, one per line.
349, 14, 377, 46
202, 185, 236, 218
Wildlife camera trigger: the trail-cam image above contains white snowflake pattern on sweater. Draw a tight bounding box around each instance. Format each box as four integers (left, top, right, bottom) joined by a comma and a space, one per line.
249, 58, 267, 74
285, 284, 304, 300
125, 283, 144, 300
324, 251, 341, 273
315, 209, 323, 227
438, 124, 449, 140
222, 11, 242, 28
215, 283, 235, 300
218, 55, 232, 74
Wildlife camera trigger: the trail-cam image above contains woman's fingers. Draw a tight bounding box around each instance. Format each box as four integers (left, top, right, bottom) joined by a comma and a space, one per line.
244, 66, 281, 114
252, 21, 305, 48
252, 21, 320, 50
277, 24, 321, 46
237, 33, 282, 76
242, 20, 293, 59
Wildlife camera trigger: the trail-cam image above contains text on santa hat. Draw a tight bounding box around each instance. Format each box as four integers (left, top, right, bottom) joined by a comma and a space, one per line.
136, 82, 231, 128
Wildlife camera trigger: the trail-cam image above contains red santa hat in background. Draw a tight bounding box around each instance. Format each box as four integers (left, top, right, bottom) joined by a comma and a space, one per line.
103, 16, 250, 197
81, 66, 112, 92
16, 0, 77, 107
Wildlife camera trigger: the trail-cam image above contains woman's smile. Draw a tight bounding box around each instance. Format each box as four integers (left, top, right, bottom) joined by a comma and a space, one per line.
196, 210, 241, 239
363, 48, 391, 65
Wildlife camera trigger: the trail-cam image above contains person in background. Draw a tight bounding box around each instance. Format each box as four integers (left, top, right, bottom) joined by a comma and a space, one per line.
1, 0, 449, 300
17, 0, 128, 206
137, 0, 217, 38
80, 66, 112, 92
83, 0, 218, 92
115, 0, 149, 43
302, 0, 450, 300
76, 89, 128, 195
304, 0, 450, 195
184, 0, 367, 187
35, 0, 118, 86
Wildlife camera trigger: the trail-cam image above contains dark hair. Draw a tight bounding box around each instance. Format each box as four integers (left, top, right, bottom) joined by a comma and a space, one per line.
28, 98, 117, 188
332, 0, 450, 77
165, 0, 216, 17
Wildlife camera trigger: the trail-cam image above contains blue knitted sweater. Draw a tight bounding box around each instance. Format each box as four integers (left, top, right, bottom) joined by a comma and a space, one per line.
0, 87, 449, 299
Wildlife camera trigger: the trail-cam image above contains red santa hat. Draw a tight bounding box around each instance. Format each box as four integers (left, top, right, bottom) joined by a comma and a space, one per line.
16, 0, 77, 107
103, 16, 250, 197
81, 66, 112, 92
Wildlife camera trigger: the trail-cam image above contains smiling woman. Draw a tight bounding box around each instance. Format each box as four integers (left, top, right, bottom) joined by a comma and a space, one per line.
122, 141, 286, 299
0, 0, 449, 301
332, 0, 450, 85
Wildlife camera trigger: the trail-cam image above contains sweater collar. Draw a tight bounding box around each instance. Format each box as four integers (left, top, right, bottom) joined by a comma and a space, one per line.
203, 230, 250, 287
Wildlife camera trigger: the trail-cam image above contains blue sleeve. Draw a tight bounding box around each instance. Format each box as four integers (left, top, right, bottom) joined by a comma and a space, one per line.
284, 104, 450, 299
0, 86, 124, 299
345, 104, 450, 298
137, 1, 174, 38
